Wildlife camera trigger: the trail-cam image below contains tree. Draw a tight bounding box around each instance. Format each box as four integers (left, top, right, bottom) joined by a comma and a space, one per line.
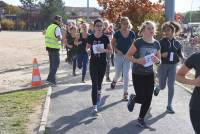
97, 0, 165, 37
4, 5, 22, 15
182, 11, 200, 24
20, 0, 38, 30
39, 0, 67, 28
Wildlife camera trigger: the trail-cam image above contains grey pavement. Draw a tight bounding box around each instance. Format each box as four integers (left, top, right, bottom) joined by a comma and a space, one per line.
46, 62, 194, 134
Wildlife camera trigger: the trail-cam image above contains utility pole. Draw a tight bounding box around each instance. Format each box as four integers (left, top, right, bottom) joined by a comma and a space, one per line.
165, 0, 175, 21
87, 0, 89, 22
189, 0, 194, 22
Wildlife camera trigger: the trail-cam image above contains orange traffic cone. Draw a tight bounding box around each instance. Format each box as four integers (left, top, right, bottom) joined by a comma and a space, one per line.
32, 58, 43, 87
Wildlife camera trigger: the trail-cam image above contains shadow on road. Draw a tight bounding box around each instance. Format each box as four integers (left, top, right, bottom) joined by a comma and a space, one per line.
51, 84, 91, 99
108, 111, 167, 134
46, 95, 120, 134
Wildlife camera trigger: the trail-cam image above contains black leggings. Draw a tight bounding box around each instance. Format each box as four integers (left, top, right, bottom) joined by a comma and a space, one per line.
190, 109, 200, 134
90, 62, 106, 105
132, 73, 154, 119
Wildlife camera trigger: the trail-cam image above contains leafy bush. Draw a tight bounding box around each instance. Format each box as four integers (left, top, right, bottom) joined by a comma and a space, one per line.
18, 20, 26, 30
1, 18, 15, 30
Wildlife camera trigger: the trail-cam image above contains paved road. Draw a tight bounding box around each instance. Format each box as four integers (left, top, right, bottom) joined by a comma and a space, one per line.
46, 62, 194, 134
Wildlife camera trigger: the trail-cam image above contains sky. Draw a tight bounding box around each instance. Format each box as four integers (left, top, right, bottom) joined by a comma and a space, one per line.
3, 0, 200, 13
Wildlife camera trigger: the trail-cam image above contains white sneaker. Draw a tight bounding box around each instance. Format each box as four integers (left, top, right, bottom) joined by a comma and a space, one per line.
92, 105, 98, 116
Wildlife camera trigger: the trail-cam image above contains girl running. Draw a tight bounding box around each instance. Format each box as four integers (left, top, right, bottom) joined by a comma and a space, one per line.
154, 21, 184, 114
126, 21, 161, 128
86, 19, 112, 114
75, 23, 89, 82
110, 17, 136, 101
176, 52, 200, 134
66, 26, 78, 76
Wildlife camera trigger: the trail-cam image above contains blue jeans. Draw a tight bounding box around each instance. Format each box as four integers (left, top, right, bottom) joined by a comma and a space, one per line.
77, 53, 88, 80
113, 53, 131, 92
47, 49, 60, 84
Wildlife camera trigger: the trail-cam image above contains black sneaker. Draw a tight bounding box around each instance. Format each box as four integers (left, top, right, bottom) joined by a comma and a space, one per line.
72, 72, 76, 76
82, 77, 85, 83
137, 118, 149, 128
106, 77, 111, 82
127, 94, 136, 112
167, 106, 175, 114
110, 81, 116, 89
154, 86, 160, 96
46, 80, 56, 86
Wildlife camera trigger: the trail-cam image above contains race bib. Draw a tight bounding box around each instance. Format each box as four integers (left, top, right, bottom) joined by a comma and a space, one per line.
144, 53, 154, 67
92, 44, 104, 54
169, 52, 174, 61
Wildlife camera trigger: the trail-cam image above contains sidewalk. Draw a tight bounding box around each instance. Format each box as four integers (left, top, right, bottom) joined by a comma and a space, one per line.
46, 63, 194, 134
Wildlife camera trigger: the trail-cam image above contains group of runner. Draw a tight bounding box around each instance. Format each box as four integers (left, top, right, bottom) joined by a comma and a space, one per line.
46, 15, 200, 133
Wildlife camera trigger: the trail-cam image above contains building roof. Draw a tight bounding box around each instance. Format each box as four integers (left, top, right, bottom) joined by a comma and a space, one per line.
0, 1, 7, 8
65, 6, 100, 17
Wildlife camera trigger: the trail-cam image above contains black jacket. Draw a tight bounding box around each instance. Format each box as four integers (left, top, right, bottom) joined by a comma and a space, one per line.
159, 38, 183, 64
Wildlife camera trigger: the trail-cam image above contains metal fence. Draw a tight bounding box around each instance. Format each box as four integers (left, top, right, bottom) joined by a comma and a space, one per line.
179, 38, 200, 58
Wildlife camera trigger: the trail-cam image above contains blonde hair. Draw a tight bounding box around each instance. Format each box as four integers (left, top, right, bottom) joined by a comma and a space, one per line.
120, 17, 133, 30
138, 20, 157, 36
81, 23, 89, 28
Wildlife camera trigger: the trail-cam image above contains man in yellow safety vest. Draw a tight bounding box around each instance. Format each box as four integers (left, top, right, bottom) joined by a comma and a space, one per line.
45, 15, 63, 85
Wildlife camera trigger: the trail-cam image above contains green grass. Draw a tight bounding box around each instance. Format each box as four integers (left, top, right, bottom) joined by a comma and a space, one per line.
0, 89, 47, 134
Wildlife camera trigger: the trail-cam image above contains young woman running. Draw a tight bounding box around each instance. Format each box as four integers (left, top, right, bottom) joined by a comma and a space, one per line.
176, 52, 200, 134
86, 19, 112, 114
66, 26, 79, 76
110, 17, 136, 101
103, 20, 113, 82
75, 23, 89, 82
126, 21, 161, 128
154, 21, 184, 114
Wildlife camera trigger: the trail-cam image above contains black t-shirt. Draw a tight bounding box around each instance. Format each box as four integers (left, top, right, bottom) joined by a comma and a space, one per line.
87, 34, 110, 63
114, 31, 135, 55
67, 34, 77, 54
160, 38, 183, 64
132, 38, 160, 75
185, 52, 200, 111
77, 33, 89, 54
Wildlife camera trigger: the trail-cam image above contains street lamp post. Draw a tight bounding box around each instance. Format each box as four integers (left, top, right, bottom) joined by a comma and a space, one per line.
189, 0, 194, 22
87, 0, 89, 22
165, 0, 175, 21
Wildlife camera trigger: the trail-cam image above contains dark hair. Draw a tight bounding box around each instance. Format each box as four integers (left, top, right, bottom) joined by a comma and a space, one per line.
94, 19, 103, 26
162, 21, 181, 34
54, 15, 62, 22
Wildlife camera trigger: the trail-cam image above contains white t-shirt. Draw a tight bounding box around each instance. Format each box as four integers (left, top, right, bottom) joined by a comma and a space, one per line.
55, 27, 62, 38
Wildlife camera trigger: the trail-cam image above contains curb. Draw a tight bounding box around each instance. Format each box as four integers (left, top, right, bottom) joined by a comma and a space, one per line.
38, 86, 52, 134
175, 81, 192, 94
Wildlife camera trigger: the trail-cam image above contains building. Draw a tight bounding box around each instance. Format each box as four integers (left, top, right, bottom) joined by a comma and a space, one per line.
0, 1, 7, 20
65, 6, 100, 22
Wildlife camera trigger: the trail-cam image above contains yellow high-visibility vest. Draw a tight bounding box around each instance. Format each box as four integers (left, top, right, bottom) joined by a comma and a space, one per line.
45, 24, 61, 49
